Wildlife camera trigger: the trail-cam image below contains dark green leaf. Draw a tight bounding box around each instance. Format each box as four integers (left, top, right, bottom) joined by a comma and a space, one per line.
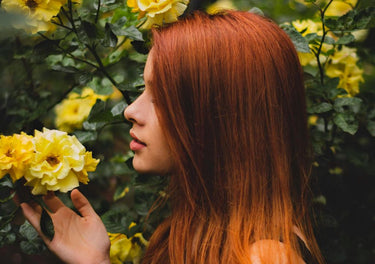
336, 34, 355, 45
77, 71, 94, 85
77, 20, 97, 44
281, 24, 310, 53
111, 101, 128, 117
103, 23, 118, 48
324, 36, 336, 44
51, 65, 79, 73
40, 208, 54, 240
101, 209, 129, 233
334, 97, 362, 113
87, 100, 113, 123
19, 221, 39, 241
73, 130, 98, 143
33, 39, 61, 58
308, 102, 333, 114
367, 121, 375, 137
333, 113, 359, 135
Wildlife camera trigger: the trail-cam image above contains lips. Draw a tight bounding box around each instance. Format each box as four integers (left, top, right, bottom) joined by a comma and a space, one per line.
129, 131, 146, 151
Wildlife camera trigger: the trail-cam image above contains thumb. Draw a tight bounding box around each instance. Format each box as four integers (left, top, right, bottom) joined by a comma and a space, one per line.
71, 189, 97, 217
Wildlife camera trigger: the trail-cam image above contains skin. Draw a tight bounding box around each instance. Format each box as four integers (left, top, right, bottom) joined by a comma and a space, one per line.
20, 52, 174, 264
20, 189, 111, 264
124, 51, 175, 175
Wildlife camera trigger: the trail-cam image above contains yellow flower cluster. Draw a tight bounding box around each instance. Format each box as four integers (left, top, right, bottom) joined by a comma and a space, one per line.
55, 87, 109, 133
0, 133, 34, 182
1, 0, 73, 34
325, 46, 364, 96
108, 228, 148, 264
206, 0, 236, 14
0, 128, 99, 195
292, 18, 364, 96
296, 0, 357, 17
127, 0, 189, 29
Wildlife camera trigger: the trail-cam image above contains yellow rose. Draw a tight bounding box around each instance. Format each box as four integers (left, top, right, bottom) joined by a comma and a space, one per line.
24, 128, 99, 195
295, 0, 357, 16
1, 0, 70, 34
326, 46, 364, 96
0, 133, 34, 182
325, 0, 357, 17
206, 0, 236, 14
55, 87, 109, 133
108, 232, 148, 264
127, 0, 189, 29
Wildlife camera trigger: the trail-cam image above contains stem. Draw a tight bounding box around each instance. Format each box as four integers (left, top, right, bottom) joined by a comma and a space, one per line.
95, 0, 101, 24
313, 0, 334, 86
68, 0, 77, 33
86, 44, 132, 104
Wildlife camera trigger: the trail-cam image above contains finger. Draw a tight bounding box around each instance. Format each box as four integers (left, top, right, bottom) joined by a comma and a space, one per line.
71, 189, 97, 217
20, 202, 42, 232
43, 192, 65, 213
20, 203, 51, 245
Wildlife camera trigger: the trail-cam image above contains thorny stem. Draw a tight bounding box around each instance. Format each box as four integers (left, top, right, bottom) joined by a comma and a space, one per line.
95, 0, 101, 24
312, 0, 334, 86
86, 44, 132, 104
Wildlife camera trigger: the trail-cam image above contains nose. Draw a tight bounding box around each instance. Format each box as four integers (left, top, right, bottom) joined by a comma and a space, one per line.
124, 102, 136, 123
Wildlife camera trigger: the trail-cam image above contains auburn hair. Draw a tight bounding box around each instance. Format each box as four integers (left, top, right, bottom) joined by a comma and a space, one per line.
142, 11, 324, 264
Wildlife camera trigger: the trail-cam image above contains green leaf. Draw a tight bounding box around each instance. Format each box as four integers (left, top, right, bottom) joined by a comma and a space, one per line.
33, 39, 61, 60
281, 24, 310, 53
336, 34, 355, 45
77, 20, 97, 45
308, 102, 333, 114
121, 26, 144, 41
111, 101, 128, 117
334, 97, 362, 113
40, 208, 54, 240
88, 77, 115, 95
19, 221, 39, 241
101, 209, 129, 233
51, 65, 79, 73
87, 100, 113, 123
324, 36, 336, 44
249, 7, 264, 16
77, 71, 94, 85
367, 121, 375, 137
103, 23, 118, 48
333, 113, 359, 135
73, 130, 98, 143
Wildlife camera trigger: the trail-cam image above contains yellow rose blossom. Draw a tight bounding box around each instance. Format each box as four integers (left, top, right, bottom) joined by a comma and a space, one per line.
325, 0, 357, 17
325, 46, 364, 96
295, 0, 357, 16
206, 0, 236, 14
55, 87, 109, 133
24, 128, 99, 195
108, 231, 148, 264
0, 133, 34, 182
127, 0, 189, 29
1, 0, 69, 34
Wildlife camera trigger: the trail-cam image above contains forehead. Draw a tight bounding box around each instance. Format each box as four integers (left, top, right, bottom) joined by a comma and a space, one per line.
144, 51, 154, 84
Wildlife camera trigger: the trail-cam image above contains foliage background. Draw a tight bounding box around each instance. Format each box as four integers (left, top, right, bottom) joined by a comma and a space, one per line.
0, 0, 374, 263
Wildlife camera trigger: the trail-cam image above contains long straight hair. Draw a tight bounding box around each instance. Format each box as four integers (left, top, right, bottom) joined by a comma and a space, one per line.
142, 11, 324, 264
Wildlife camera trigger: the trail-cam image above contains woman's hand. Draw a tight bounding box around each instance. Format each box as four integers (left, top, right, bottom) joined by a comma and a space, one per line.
20, 189, 111, 264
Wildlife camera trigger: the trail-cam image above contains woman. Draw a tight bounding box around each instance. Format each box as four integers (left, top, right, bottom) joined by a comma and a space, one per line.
21, 11, 324, 264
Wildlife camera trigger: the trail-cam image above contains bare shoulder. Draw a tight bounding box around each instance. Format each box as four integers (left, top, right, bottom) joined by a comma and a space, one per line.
249, 240, 306, 264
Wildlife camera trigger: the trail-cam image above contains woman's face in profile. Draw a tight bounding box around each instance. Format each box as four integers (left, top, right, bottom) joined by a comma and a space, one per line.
124, 52, 175, 175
